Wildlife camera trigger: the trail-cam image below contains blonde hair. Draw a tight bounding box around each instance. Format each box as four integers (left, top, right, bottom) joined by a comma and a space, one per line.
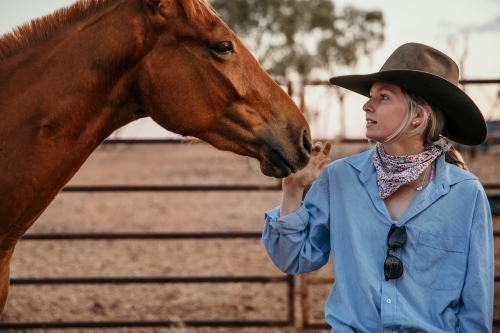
386, 88, 468, 170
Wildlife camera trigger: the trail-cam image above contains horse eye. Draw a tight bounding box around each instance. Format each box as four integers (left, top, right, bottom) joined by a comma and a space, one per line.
213, 42, 234, 55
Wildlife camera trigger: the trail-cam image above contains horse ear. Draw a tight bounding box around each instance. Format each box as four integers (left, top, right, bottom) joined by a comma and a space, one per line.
144, 0, 176, 17
144, 0, 160, 12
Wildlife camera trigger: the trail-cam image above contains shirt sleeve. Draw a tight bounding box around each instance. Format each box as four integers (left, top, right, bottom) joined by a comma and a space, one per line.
457, 185, 494, 332
262, 169, 332, 275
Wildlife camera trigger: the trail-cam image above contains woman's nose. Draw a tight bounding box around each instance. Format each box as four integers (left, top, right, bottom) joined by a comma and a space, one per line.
363, 99, 373, 113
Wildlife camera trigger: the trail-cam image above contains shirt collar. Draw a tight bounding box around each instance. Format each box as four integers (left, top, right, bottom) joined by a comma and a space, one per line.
345, 148, 477, 224
343, 148, 374, 183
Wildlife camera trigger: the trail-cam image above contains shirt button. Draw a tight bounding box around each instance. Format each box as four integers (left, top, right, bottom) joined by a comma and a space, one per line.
386, 298, 392, 304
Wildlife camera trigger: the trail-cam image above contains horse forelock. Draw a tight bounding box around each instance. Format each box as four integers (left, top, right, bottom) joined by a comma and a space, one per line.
0, 0, 220, 61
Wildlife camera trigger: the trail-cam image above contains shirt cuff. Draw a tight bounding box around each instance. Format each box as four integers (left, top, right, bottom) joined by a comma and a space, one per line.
265, 205, 308, 235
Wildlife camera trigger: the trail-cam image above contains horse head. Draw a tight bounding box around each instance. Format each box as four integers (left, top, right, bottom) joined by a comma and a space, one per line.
135, 0, 312, 177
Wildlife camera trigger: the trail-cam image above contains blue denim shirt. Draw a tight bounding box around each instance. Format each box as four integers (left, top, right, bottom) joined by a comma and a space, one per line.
263, 149, 494, 333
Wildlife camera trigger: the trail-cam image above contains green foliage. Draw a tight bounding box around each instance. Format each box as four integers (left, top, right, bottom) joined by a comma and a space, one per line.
209, 0, 385, 81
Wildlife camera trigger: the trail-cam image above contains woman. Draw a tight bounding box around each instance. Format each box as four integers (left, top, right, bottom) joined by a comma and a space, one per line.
262, 43, 494, 332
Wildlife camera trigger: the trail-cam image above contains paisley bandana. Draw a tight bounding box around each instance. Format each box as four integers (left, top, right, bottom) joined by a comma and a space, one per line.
373, 142, 450, 199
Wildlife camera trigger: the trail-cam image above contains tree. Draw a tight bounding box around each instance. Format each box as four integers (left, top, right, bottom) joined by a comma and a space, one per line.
209, 0, 385, 82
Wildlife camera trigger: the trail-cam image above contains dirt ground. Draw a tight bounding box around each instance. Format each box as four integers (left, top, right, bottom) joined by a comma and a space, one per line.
1, 141, 499, 333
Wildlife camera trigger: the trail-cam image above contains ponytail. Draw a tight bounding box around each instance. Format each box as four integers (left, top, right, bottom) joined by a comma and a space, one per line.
445, 146, 468, 171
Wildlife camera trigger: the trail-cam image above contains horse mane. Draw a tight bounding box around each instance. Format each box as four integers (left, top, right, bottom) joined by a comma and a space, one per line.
178, 0, 219, 23
0, 0, 219, 61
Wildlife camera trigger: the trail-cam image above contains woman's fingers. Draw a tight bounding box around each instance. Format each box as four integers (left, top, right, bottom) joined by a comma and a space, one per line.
321, 141, 332, 156
310, 141, 331, 165
311, 142, 323, 156
312, 141, 331, 157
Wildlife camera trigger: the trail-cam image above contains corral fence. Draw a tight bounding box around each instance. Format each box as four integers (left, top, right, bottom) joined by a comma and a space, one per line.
1, 140, 294, 330
2, 78, 500, 330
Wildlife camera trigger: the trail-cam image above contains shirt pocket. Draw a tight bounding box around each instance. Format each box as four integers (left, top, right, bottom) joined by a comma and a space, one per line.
410, 231, 468, 290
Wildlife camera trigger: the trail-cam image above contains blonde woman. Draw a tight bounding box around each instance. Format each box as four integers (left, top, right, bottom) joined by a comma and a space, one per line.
262, 43, 493, 332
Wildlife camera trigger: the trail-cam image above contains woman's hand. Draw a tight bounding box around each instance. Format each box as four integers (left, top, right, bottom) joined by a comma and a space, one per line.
284, 141, 332, 190
280, 141, 331, 216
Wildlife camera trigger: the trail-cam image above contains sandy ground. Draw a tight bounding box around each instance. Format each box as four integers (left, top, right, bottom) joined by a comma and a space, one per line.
1, 141, 499, 333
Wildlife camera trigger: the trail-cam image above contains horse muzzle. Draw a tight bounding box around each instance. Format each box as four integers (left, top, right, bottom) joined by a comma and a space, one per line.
259, 128, 312, 178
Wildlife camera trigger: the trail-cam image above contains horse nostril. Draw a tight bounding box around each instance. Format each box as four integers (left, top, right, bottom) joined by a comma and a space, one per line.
302, 130, 312, 154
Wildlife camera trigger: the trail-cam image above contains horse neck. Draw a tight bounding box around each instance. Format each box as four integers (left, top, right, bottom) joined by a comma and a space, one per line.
0, 0, 152, 239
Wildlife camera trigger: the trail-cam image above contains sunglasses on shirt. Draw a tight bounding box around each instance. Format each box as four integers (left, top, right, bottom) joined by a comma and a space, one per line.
384, 225, 407, 281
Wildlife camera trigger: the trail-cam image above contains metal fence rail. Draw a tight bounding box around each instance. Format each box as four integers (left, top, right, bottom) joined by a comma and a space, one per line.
61, 184, 282, 192
10, 276, 289, 285
0, 321, 292, 330
20, 231, 262, 240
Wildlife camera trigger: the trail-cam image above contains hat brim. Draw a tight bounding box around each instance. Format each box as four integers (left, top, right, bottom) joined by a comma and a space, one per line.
329, 70, 487, 145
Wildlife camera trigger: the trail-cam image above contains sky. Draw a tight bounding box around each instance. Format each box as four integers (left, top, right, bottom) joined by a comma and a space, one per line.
1, 0, 500, 139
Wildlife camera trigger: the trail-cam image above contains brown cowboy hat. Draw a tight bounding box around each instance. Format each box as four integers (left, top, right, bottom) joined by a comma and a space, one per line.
329, 42, 487, 145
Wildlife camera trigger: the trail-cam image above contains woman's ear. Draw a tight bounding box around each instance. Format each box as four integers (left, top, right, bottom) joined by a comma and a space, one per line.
413, 105, 431, 125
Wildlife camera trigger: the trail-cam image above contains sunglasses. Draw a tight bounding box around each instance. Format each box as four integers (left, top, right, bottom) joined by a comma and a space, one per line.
384, 225, 407, 281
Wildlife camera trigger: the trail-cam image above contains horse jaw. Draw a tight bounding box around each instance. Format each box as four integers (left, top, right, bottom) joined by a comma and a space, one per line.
195, 116, 312, 178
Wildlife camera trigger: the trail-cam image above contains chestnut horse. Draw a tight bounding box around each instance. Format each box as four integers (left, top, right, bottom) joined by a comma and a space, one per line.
0, 0, 311, 313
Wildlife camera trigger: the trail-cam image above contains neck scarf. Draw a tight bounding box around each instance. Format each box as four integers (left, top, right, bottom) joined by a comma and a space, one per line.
373, 141, 450, 199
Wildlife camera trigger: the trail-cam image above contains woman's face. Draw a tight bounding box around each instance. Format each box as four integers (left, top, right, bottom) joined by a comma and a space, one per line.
363, 82, 407, 143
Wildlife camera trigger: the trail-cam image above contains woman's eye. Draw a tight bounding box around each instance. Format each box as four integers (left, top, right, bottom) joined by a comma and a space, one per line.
213, 42, 234, 55
381, 94, 388, 100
